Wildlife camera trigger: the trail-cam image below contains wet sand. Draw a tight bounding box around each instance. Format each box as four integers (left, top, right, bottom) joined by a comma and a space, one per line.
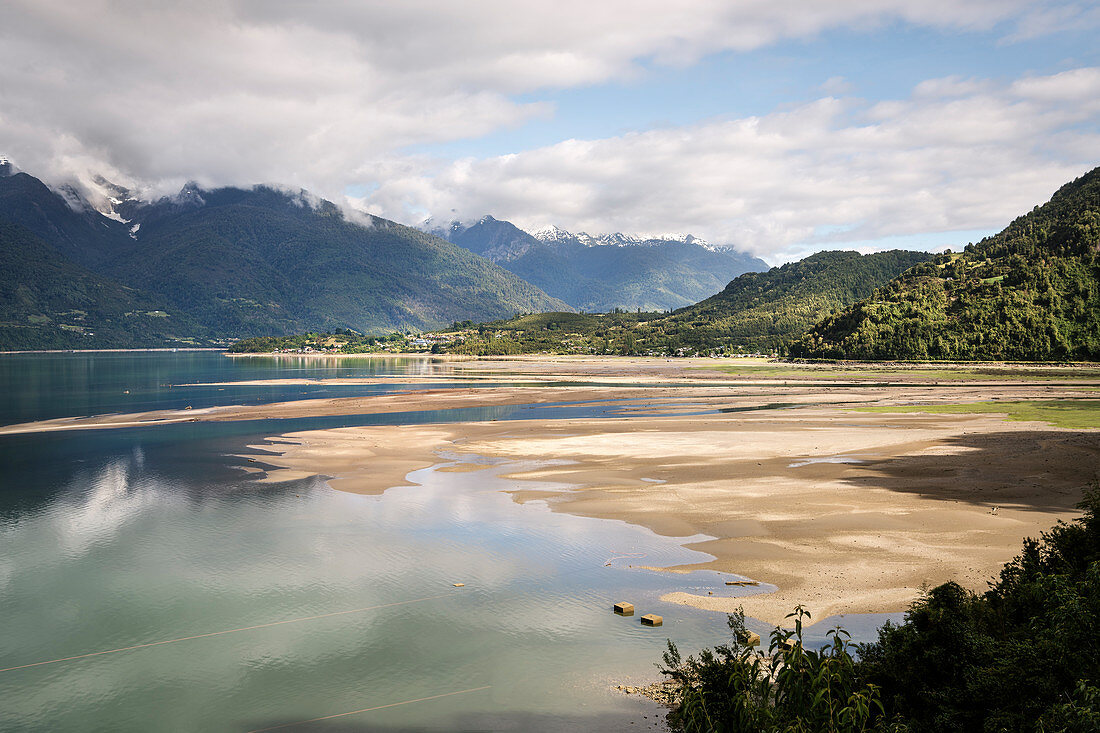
5, 356, 1098, 626
232, 364, 1098, 625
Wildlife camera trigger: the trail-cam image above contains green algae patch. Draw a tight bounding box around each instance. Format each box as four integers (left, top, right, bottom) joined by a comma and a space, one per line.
697, 364, 1100, 383
854, 399, 1100, 429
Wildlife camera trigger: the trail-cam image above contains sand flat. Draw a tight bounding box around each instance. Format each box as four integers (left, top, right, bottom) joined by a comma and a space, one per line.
8, 355, 1098, 627
246, 402, 1097, 626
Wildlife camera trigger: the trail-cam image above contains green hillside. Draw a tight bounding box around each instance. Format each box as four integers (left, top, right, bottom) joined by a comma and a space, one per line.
103, 186, 571, 336
0, 172, 571, 348
0, 220, 205, 349
427, 249, 930, 356
792, 167, 1100, 360
646, 249, 933, 354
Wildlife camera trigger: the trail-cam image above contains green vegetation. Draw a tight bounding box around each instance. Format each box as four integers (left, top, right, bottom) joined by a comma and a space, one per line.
103, 187, 569, 337
0, 173, 569, 349
227, 330, 407, 354
855, 399, 1100, 429
701, 363, 1100, 383
660, 490, 1100, 731
652, 250, 933, 354
662, 610, 890, 732
422, 250, 930, 356
793, 167, 1100, 360
0, 220, 209, 349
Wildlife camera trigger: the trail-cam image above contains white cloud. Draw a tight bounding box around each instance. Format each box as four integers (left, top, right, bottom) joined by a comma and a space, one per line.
0, 0, 1077, 197
0, 1, 1095, 261
356, 69, 1099, 262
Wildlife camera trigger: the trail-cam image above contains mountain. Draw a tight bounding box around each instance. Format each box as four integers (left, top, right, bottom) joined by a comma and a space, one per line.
644, 249, 935, 354
432, 249, 932, 356
0, 169, 570, 347
0, 169, 132, 269
428, 215, 768, 311
791, 167, 1100, 360
0, 219, 202, 349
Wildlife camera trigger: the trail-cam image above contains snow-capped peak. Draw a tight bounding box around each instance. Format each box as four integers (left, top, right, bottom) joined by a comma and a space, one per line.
530, 224, 575, 243
48, 173, 142, 223
530, 224, 715, 250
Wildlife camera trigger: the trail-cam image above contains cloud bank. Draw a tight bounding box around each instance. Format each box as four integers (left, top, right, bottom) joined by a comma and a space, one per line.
1, 0, 1097, 259
361, 68, 1100, 260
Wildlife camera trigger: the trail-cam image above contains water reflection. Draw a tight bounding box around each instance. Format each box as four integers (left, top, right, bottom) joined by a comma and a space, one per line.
0, 354, 902, 731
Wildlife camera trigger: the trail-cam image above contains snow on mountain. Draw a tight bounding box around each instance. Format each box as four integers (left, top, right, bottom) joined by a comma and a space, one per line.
46, 174, 142, 223
530, 224, 719, 250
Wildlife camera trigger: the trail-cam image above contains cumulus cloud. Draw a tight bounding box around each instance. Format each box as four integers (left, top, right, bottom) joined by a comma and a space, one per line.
0, 0, 1096, 260
0, 0, 1071, 193
358, 68, 1099, 261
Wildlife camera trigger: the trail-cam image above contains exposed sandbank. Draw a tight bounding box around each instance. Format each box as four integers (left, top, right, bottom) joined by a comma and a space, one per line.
245, 404, 1097, 626
5, 355, 1097, 629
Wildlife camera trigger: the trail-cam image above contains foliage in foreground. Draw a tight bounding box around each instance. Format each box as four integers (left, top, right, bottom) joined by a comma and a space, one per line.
662, 609, 894, 732
660, 489, 1100, 732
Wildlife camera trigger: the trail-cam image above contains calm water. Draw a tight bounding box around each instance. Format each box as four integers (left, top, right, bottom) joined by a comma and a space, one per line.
0, 353, 896, 732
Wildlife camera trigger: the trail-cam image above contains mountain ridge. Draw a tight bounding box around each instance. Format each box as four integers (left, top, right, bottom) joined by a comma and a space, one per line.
792, 166, 1100, 360
426, 214, 769, 312
0, 169, 571, 347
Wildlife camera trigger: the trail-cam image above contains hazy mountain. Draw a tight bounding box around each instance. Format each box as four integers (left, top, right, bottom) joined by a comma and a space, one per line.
792, 167, 1100, 360
0, 169, 570, 347
427, 215, 768, 312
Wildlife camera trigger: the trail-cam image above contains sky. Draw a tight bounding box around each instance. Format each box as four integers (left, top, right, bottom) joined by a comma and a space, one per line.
1, 1, 1098, 263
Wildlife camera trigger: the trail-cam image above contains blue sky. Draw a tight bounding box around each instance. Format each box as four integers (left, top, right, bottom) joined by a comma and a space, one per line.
2, 1, 1098, 262
413, 21, 1097, 162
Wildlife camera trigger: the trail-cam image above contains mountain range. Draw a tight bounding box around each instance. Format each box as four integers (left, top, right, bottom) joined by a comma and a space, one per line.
0, 162, 776, 349
7, 156, 1095, 360
0, 166, 570, 347
425, 215, 767, 312
244, 167, 1100, 361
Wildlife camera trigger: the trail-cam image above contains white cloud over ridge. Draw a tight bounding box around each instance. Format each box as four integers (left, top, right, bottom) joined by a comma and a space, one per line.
0, 0, 1097, 260
360, 68, 1100, 260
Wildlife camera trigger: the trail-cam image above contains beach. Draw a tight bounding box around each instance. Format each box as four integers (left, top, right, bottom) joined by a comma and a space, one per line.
6, 355, 1098, 626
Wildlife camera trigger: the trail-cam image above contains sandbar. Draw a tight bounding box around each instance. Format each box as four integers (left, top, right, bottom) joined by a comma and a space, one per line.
6, 356, 1097, 628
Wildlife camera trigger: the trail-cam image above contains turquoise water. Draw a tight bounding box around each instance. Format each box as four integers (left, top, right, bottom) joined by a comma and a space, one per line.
0, 353, 897, 731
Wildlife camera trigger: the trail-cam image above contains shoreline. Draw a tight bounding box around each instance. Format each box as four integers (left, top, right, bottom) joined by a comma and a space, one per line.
6, 354, 1096, 628
243, 403, 1095, 626
0, 347, 224, 355
226, 351, 1100, 368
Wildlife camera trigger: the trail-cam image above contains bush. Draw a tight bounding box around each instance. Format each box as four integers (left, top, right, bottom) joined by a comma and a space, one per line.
660, 489, 1100, 732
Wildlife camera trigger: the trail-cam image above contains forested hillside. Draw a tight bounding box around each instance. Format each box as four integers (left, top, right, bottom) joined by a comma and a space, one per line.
792, 167, 1100, 360
647, 250, 932, 354
0, 220, 201, 349
0, 170, 570, 347
106, 187, 569, 336
433, 250, 930, 356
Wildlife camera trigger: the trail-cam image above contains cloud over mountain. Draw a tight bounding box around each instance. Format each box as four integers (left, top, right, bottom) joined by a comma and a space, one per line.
1, 0, 1097, 260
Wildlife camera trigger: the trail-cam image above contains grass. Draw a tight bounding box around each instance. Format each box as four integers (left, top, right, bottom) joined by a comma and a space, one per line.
697, 363, 1100, 382
855, 399, 1100, 429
